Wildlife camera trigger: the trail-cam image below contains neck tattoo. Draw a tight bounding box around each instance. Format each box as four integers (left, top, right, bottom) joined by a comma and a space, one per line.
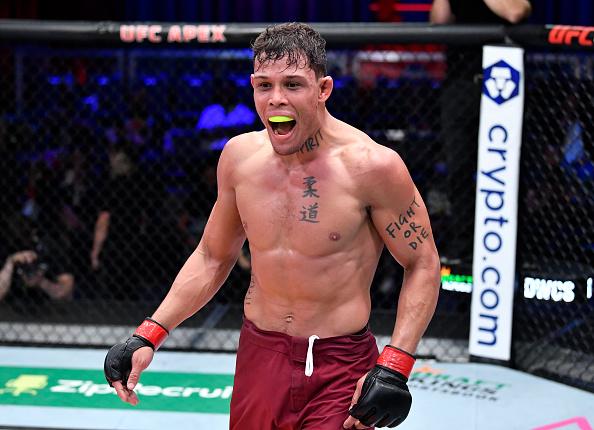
299, 129, 323, 153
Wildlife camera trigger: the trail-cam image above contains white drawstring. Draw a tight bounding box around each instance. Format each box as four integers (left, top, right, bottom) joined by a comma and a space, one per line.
305, 335, 320, 377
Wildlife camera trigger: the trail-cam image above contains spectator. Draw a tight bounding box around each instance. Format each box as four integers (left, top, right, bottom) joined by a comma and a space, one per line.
61, 130, 100, 293
0, 119, 23, 228
431, 0, 532, 25
0, 250, 74, 303
0, 218, 75, 306
195, 78, 257, 151
90, 140, 148, 300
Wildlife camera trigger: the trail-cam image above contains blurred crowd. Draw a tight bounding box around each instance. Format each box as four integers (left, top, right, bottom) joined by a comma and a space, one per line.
1, 46, 593, 317
0, 51, 450, 313
0, 71, 257, 311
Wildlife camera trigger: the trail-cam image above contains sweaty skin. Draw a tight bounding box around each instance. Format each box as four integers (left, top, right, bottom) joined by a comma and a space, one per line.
152, 58, 439, 343
235, 127, 384, 337
112, 58, 441, 416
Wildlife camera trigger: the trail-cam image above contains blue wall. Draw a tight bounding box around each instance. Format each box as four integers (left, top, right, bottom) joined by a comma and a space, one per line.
1, 0, 593, 25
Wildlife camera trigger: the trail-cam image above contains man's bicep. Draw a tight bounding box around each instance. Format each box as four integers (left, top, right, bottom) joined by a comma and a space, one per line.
200, 191, 246, 262
372, 187, 436, 268
367, 152, 437, 268
200, 144, 246, 262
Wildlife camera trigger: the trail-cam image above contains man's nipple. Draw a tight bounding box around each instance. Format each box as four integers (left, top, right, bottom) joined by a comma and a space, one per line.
329, 232, 341, 241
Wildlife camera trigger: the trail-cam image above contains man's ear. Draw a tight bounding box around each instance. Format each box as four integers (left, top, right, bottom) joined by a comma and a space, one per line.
250, 74, 255, 89
318, 76, 333, 103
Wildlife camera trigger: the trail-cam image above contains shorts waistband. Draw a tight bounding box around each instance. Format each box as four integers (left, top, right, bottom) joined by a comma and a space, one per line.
240, 317, 374, 364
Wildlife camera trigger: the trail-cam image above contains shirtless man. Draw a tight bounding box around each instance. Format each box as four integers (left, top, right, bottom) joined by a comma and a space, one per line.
104, 22, 440, 429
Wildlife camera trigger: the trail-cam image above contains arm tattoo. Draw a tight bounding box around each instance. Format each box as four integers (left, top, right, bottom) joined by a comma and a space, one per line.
384, 196, 430, 250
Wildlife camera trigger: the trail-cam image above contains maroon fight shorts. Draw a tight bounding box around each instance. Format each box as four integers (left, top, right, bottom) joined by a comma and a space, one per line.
230, 317, 379, 430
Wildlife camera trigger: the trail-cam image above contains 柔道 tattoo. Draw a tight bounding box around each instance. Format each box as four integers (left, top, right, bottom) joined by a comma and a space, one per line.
302, 176, 319, 198
300, 176, 320, 223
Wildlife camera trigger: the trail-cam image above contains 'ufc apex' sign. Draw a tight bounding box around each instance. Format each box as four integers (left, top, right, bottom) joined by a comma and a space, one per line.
119, 24, 227, 44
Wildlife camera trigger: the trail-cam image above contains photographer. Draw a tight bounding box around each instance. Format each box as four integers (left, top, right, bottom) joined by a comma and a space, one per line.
0, 248, 74, 303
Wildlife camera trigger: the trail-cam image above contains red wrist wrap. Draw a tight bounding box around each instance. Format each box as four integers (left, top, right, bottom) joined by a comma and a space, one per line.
134, 318, 169, 350
377, 345, 416, 379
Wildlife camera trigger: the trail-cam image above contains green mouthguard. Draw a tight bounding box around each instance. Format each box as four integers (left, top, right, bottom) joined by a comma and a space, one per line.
268, 115, 294, 123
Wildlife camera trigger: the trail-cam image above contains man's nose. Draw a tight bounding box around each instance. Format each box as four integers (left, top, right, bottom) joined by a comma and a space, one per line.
268, 86, 287, 106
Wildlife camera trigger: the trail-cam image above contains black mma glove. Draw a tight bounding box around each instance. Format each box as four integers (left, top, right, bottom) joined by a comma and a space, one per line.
349, 345, 415, 428
104, 317, 169, 387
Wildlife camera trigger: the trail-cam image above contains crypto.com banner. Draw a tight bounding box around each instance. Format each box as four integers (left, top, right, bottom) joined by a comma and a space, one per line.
470, 45, 524, 361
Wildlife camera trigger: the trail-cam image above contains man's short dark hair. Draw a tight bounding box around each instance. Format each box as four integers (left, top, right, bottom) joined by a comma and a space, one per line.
252, 22, 327, 78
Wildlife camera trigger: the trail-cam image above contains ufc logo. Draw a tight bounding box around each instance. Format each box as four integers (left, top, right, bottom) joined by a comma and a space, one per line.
548, 25, 594, 46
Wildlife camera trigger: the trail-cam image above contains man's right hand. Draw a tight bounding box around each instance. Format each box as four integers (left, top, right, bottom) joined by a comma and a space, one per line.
9, 250, 37, 266
104, 318, 169, 405
104, 336, 154, 405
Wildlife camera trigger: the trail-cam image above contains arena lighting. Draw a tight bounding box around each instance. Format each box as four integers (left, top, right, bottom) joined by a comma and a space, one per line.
47, 74, 74, 86
233, 77, 250, 87
143, 76, 158, 86
186, 76, 203, 87
369, 2, 432, 13
439, 269, 594, 300
440, 266, 473, 293
523, 276, 594, 303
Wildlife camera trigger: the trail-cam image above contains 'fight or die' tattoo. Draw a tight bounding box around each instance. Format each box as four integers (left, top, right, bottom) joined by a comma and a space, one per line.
300, 176, 320, 223
385, 196, 430, 250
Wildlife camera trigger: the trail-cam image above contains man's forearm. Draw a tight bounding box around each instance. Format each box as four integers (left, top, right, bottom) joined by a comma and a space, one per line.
151, 244, 237, 330
38, 274, 74, 300
0, 259, 15, 301
92, 212, 110, 256
483, 0, 532, 23
430, 0, 454, 24
390, 254, 441, 353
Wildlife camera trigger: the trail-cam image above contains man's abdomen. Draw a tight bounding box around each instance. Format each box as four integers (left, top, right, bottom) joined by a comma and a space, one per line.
243, 247, 379, 338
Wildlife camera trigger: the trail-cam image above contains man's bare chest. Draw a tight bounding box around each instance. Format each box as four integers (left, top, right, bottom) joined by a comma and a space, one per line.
234, 167, 367, 254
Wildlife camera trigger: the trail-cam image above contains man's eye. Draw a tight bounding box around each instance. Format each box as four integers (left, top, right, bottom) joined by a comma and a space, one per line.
287, 82, 300, 88
258, 82, 271, 89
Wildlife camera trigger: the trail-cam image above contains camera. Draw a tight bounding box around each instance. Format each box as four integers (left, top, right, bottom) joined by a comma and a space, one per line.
16, 260, 48, 279
15, 231, 49, 280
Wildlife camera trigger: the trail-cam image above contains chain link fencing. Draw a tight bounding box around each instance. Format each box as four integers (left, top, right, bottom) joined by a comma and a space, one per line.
0, 41, 472, 359
513, 50, 594, 392
0, 27, 592, 389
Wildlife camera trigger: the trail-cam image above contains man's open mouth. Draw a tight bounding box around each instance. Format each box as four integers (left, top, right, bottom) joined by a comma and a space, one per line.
269, 116, 297, 136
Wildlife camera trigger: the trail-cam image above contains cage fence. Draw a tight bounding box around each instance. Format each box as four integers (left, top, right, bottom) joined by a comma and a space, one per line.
0, 22, 592, 392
